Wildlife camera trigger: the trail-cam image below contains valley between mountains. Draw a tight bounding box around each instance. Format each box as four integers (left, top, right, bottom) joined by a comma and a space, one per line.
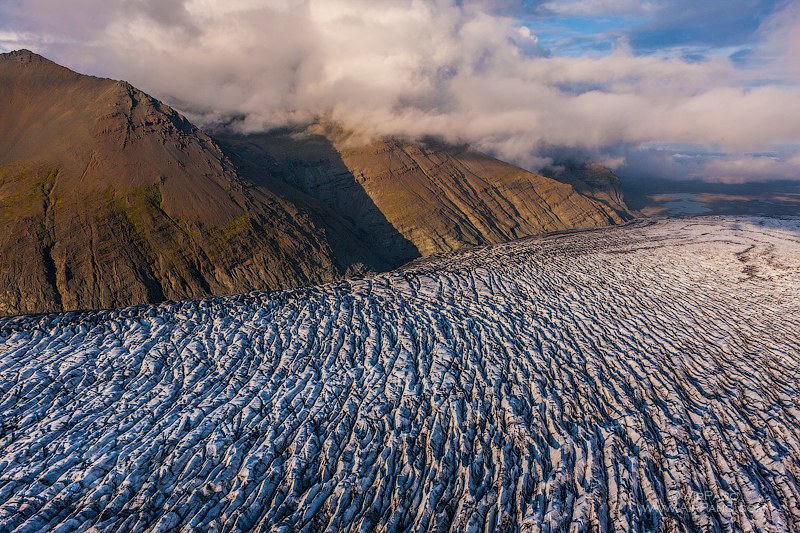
1, 217, 798, 531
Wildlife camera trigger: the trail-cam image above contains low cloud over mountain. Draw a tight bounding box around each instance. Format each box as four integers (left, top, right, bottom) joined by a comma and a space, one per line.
2, 0, 799, 181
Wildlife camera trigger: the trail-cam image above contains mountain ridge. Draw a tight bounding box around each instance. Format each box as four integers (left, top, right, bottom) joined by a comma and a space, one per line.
0, 50, 635, 315
219, 129, 633, 266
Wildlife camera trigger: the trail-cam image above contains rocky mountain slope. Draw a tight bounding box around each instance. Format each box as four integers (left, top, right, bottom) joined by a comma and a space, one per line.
0, 217, 798, 531
0, 50, 634, 316
221, 129, 633, 266
542, 161, 633, 217
0, 50, 369, 316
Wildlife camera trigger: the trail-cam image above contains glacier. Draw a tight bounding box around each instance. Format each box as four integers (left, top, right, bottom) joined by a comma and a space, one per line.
0, 217, 799, 532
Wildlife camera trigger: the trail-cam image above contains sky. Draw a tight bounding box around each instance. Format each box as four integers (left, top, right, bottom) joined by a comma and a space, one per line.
1, 0, 799, 182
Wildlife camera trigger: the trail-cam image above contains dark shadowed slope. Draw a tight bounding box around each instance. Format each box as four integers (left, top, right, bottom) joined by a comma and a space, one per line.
217, 130, 421, 269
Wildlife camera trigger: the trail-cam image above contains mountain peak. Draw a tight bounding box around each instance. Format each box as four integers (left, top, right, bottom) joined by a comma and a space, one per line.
2, 48, 53, 64
1, 48, 84, 80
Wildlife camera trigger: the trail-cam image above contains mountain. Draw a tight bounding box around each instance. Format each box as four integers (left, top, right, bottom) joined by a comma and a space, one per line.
1, 217, 798, 531
0, 50, 376, 316
0, 50, 634, 316
542, 161, 634, 217
220, 128, 633, 266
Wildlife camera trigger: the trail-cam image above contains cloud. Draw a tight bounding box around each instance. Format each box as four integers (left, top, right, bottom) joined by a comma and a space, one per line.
539, 0, 655, 17
755, 0, 800, 82
1, 0, 799, 182
702, 156, 800, 183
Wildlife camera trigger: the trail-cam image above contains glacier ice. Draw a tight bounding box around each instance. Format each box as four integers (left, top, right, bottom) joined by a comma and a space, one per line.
0, 217, 799, 531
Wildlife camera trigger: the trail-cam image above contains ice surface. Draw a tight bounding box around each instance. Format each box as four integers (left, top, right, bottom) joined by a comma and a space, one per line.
1, 217, 799, 531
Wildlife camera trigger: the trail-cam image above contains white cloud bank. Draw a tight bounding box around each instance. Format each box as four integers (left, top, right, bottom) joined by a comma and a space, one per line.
2, 0, 800, 181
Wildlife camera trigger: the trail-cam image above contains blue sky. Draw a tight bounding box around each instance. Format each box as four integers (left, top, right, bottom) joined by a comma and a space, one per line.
510, 0, 783, 59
